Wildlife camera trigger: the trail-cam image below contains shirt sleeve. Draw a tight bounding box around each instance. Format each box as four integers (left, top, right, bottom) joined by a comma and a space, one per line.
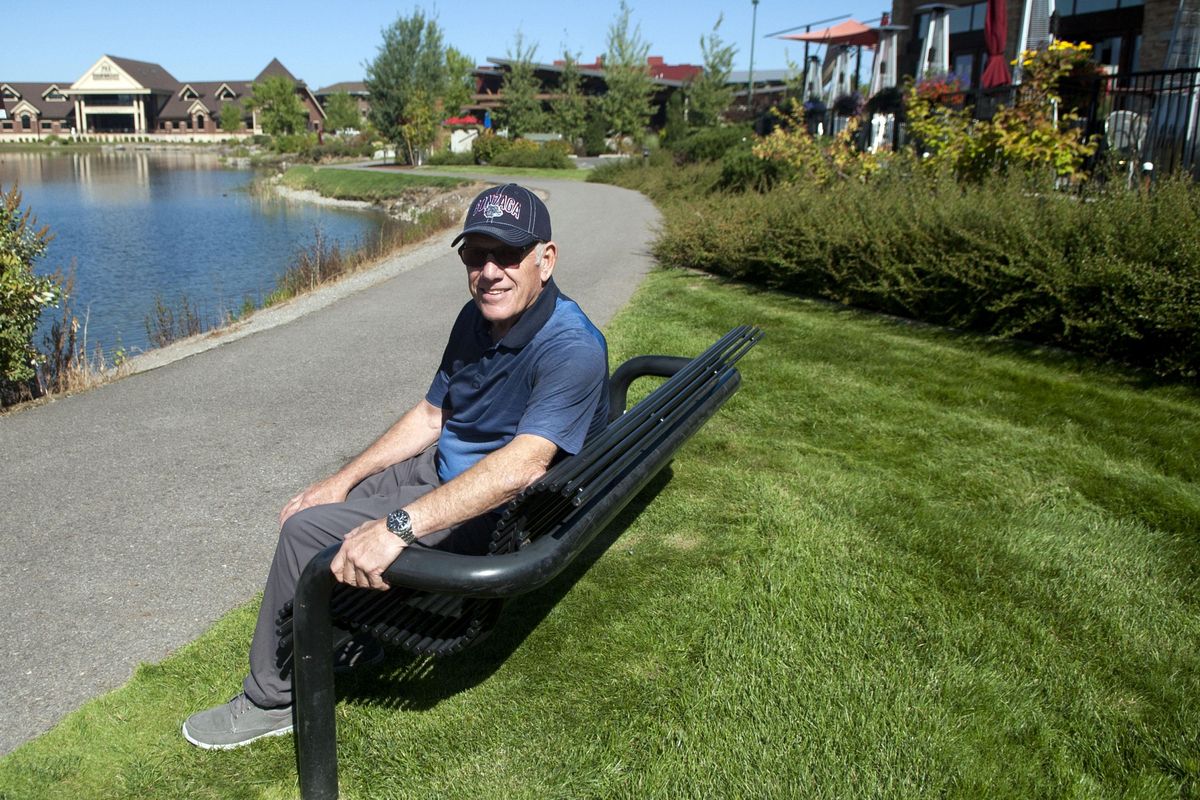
516, 336, 608, 456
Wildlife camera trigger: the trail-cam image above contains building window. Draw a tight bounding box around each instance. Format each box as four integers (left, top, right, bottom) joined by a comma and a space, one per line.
949, 2, 986, 34
46, 89, 67, 102
41, 121, 53, 130
196, 114, 205, 129
21, 114, 31, 130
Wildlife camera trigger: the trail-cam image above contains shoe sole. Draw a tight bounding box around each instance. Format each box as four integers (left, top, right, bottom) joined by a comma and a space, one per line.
181, 720, 294, 750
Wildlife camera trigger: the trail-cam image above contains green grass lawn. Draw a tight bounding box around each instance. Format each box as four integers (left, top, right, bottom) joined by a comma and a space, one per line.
415, 164, 592, 182
278, 166, 468, 201
2, 269, 1198, 799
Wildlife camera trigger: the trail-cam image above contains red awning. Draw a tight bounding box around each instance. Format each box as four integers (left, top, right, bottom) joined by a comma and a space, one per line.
779, 20, 880, 48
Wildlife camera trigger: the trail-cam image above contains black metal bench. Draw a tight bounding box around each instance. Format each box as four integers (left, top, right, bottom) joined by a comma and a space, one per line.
285, 325, 762, 799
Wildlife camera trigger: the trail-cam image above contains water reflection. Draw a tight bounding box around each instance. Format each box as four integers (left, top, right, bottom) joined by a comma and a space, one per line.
0, 151, 387, 357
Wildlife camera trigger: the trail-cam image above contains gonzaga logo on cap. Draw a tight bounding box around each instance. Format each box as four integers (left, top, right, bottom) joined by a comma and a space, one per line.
476, 192, 522, 221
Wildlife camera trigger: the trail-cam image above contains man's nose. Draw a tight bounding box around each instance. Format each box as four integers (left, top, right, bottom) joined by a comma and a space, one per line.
480, 259, 506, 279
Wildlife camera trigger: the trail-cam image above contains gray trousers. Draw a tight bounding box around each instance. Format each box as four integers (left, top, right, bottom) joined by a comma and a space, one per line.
243, 447, 492, 708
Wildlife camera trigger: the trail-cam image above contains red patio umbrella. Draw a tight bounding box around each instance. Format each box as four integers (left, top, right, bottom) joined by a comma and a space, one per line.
981, 0, 1012, 88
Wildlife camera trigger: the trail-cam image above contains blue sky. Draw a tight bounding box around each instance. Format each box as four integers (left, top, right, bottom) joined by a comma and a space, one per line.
3, 0, 887, 89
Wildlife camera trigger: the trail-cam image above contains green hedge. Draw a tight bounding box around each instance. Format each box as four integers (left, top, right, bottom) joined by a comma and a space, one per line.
599, 163, 1200, 381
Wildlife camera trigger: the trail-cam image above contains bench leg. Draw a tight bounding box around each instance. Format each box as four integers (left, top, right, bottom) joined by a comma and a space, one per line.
293, 545, 341, 800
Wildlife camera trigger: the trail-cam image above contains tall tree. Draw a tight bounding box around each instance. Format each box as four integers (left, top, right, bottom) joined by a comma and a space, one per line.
444, 47, 476, 119
365, 10, 450, 164
248, 76, 307, 136
688, 15, 737, 128
601, 1, 654, 149
498, 32, 545, 138
551, 50, 588, 149
322, 92, 361, 133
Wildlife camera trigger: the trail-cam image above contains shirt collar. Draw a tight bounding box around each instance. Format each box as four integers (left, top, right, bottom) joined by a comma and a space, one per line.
476, 278, 561, 350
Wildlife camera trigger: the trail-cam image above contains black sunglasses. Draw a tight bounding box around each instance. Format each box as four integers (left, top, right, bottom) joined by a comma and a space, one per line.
458, 242, 537, 269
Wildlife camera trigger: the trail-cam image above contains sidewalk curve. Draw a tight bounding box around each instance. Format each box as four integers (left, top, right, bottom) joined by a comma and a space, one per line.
0, 176, 659, 755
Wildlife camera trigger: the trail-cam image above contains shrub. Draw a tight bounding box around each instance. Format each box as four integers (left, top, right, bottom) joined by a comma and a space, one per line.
472, 132, 510, 164
1, 185, 60, 404
490, 139, 575, 169
646, 164, 1199, 380
427, 149, 475, 166
672, 125, 754, 164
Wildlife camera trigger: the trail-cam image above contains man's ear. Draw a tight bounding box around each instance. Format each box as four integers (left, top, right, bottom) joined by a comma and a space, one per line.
538, 241, 558, 282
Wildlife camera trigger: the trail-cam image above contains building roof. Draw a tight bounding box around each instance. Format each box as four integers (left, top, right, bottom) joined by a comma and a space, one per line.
1, 82, 75, 121
157, 80, 253, 120
107, 55, 180, 92
256, 58, 302, 85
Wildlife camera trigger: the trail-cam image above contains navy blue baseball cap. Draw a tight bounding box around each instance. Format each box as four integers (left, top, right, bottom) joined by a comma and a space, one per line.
451, 183, 551, 248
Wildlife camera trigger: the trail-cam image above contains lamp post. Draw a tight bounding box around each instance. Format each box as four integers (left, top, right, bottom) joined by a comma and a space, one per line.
748, 0, 760, 110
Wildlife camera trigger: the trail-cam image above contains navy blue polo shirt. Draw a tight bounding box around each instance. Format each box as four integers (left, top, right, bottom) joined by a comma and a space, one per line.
425, 279, 609, 483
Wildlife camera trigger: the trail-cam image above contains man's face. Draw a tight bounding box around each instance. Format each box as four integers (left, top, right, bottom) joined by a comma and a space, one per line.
460, 234, 556, 339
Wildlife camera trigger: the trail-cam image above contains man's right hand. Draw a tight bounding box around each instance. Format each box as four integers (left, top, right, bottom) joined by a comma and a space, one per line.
279, 478, 350, 528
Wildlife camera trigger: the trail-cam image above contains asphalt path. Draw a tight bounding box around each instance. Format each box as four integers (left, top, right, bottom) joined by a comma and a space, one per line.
0, 175, 660, 755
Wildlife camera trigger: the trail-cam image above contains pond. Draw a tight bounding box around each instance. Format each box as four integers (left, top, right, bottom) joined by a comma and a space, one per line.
0, 149, 388, 359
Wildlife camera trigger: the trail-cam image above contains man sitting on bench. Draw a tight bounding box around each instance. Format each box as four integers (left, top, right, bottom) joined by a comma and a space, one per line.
183, 183, 610, 750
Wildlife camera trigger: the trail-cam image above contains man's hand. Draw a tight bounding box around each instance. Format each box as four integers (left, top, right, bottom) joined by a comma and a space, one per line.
279, 478, 351, 528
330, 518, 405, 591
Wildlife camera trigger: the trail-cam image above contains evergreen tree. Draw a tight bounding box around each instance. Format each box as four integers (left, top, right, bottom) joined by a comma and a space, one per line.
498, 32, 545, 138
551, 51, 588, 150
688, 15, 737, 128
365, 10, 450, 164
601, 1, 654, 149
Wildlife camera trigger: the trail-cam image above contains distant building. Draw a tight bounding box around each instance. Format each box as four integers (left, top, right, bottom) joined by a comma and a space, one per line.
1, 55, 325, 140
313, 81, 371, 122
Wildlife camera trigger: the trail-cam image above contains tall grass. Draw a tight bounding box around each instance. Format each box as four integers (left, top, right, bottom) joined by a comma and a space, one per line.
2, 270, 1196, 798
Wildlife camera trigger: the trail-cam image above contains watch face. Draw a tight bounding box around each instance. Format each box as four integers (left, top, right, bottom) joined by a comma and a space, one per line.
387, 509, 410, 532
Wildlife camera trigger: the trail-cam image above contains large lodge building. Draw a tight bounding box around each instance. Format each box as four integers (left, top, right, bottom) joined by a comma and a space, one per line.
1, 55, 325, 140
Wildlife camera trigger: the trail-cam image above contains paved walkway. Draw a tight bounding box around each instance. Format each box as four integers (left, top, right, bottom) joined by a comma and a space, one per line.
0, 176, 660, 755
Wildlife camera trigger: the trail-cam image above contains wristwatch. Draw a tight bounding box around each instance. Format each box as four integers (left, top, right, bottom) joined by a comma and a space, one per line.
385, 509, 416, 545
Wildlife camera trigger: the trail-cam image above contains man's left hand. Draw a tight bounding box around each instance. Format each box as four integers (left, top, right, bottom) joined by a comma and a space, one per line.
330, 519, 406, 591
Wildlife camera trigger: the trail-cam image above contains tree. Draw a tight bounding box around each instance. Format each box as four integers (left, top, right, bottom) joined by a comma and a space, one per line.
322, 92, 361, 133
551, 50, 588, 149
602, 1, 654, 149
498, 32, 545, 138
0, 185, 58, 400
219, 101, 245, 133
248, 75, 307, 136
688, 15, 737, 127
444, 47, 476, 119
365, 10, 451, 165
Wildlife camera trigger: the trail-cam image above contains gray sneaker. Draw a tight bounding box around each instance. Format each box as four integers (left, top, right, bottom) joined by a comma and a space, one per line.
182, 693, 293, 750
